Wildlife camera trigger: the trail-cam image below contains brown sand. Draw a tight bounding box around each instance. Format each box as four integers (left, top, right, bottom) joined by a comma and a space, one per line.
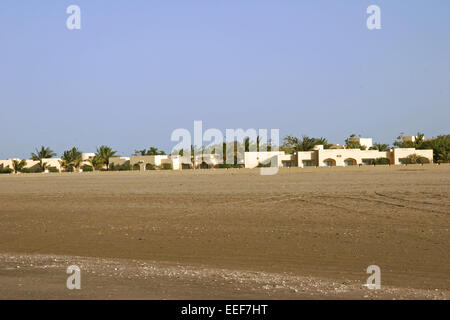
0, 165, 449, 299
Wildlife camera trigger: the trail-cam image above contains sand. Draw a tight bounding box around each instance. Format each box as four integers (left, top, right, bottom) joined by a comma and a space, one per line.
0, 165, 448, 299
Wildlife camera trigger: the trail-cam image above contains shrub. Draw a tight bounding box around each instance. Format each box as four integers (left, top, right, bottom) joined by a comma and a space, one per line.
402, 154, 430, 164
374, 158, 390, 165
81, 165, 93, 172
110, 163, 132, 171
417, 157, 430, 164
145, 163, 156, 170
121, 163, 132, 171
0, 168, 13, 174
216, 164, 244, 169
257, 162, 271, 168
161, 163, 172, 170
20, 167, 42, 173
48, 167, 59, 173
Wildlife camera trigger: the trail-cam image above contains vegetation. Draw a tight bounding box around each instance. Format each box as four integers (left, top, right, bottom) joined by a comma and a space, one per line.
370, 143, 390, 151
216, 164, 243, 169
95, 146, 117, 170
401, 154, 430, 164
161, 163, 173, 170
60, 147, 82, 172
393, 132, 425, 149
110, 163, 132, 171
2, 133, 447, 174
31, 146, 56, 172
87, 155, 104, 171
243, 136, 274, 152
393, 133, 449, 163
421, 134, 450, 163
374, 158, 390, 165
81, 165, 93, 172
281, 135, 330, 154
0, 167, 13, 174
12, 159, 27, 173
135, 147, 166, 156
344, 134, 367, 150
257, 162, 271, 168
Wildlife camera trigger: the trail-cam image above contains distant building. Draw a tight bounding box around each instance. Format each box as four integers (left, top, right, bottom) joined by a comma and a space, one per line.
295, 146, 432, 167
350, 137, 373, 149
244, 138, 433, 168
0, 138, 435, 173
0, 153, 95, 173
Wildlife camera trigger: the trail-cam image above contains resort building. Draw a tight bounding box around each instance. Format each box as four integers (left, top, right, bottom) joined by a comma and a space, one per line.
109, 155, 183, 171
295, 145, 433, 167
0, 137, 435, 173
244, 144, 433, 169
244, 151, 293, 169
0, 153, 96, 173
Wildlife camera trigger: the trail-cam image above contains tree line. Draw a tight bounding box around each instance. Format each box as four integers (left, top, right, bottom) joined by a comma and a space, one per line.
280, 133, 449, 163
1, 132, 449, 174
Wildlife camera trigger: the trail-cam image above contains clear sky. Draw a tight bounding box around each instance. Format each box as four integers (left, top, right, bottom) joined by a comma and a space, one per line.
1, 0, 449, 158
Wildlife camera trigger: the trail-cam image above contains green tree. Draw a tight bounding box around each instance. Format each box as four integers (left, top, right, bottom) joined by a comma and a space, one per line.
31, 146, 56, 172
12, 159, 27, 173
374, 158, 390, 165
393, 132, 425, 149
345, 134, 366, 150
88, 155, 105, 171
370, 143, 390, 151
135, 147, 166, 156
421, 134, 450, 163
60, 147, 82, 172
401, 154, 429, 164
95, 145, 117, 170
282, 135, 331, 154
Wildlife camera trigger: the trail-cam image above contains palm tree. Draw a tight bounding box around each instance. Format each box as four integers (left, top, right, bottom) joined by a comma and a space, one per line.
11, 159, 27, 174
135, 147, 166, 156
371, 143, 390, 151
31, 146, 56, 172
95, 145, 117, 170
282, 135, 330, 153
88, 155, 104, 171
60, 147, 82, 172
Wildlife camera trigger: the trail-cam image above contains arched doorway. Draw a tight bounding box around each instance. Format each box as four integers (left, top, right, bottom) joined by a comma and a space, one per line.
199, 161, 210, 169
344, 158, 357, 166
323, 158, 336, 167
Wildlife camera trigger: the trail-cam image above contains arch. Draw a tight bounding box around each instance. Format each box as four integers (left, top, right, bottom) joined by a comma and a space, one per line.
362, 159, 375, 166
323, 158, 336, 167
133, 164, 141, 171
145, 163, 156, 170
199, 161, 210, 169
344, 158, 357, 166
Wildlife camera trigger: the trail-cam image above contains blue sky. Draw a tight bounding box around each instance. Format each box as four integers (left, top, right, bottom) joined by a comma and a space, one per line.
0, 0, 449, 158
